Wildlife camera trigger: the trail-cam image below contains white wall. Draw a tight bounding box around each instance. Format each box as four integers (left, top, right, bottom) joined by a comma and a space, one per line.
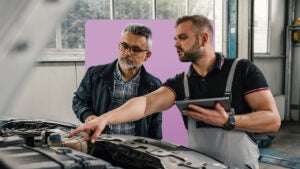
5, 62, 85, 125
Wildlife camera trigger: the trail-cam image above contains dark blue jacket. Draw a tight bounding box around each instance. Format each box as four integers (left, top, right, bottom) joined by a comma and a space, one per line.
73, 59, 162, 140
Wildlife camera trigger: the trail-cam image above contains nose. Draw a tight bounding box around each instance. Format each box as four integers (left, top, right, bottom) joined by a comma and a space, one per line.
175, 40, 181, 48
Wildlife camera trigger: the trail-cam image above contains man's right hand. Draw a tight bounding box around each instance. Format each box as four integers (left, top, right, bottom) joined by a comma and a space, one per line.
69, 116, 107, 143
84, 115, 98, 123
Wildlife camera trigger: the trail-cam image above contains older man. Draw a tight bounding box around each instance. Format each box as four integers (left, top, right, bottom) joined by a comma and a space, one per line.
72, 23, 162, 140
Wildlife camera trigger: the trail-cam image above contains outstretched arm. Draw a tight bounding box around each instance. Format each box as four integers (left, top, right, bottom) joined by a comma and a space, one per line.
68, 87, 175, 143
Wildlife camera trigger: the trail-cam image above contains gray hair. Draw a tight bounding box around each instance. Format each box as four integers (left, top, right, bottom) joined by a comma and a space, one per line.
121, 23, 153, 50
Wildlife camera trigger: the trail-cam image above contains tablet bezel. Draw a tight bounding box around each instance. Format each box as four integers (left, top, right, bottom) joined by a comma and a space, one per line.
175, 97, 231, 113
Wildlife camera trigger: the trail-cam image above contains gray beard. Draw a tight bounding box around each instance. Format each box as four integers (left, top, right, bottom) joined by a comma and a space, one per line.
118, 57, 142, 70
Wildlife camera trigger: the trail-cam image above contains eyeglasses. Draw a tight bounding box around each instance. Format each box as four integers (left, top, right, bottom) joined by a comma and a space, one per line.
119, 42, 148, 55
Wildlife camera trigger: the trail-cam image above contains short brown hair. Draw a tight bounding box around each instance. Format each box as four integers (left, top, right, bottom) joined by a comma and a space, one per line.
176, 15, 213, 35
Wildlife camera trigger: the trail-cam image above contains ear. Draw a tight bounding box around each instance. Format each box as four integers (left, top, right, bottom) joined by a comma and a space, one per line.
200, 32, 209, 47
144, 51, 151, 62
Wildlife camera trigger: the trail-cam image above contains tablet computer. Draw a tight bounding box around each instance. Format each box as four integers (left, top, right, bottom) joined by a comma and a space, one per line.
175, 97, 231, 113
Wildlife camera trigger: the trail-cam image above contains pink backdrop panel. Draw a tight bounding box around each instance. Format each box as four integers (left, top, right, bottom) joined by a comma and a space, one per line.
85, 19, 189, 146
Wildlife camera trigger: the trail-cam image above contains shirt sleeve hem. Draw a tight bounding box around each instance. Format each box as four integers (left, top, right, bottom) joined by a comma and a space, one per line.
244, 87, 269, 95
162, 86, 177, 100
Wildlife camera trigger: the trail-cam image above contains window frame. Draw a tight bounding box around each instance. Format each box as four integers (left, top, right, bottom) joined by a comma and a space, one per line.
253, 0, 271, 56
40, 0, 227, 62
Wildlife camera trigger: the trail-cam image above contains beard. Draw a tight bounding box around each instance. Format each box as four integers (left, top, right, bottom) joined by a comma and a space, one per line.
118, 55, 142, 70
178, 38, 202, 62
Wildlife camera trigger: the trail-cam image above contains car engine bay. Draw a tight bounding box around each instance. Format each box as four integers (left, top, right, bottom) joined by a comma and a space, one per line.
0, 119, 227, 169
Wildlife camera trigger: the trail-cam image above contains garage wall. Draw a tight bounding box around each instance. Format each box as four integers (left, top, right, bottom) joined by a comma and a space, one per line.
253, 0, 286, 120
5, 61, 85, 125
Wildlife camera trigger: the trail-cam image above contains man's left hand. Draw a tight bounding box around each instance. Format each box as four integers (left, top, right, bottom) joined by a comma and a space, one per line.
182, 102, 228, 127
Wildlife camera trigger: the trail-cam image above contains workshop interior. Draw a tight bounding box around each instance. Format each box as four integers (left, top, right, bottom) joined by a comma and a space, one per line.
0, 0, 300, 168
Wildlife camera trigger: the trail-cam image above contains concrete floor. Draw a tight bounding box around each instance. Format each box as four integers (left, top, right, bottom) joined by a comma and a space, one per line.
259, 121, 300, 169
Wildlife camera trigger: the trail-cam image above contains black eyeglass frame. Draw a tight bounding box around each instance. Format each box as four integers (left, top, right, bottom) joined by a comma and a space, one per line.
119, 42, 148, 54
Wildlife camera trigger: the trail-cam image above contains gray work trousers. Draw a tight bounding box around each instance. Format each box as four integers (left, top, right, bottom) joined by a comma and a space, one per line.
188, 118, 259, 169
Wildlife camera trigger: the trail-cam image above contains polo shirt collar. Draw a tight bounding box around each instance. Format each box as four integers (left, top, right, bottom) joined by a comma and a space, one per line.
188, 53, 224, 77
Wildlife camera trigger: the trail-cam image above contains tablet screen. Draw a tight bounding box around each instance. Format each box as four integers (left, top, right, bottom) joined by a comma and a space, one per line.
175, 97, 231, 113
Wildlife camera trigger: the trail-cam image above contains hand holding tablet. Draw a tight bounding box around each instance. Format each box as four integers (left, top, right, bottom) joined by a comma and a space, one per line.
175, 97, 231, 113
